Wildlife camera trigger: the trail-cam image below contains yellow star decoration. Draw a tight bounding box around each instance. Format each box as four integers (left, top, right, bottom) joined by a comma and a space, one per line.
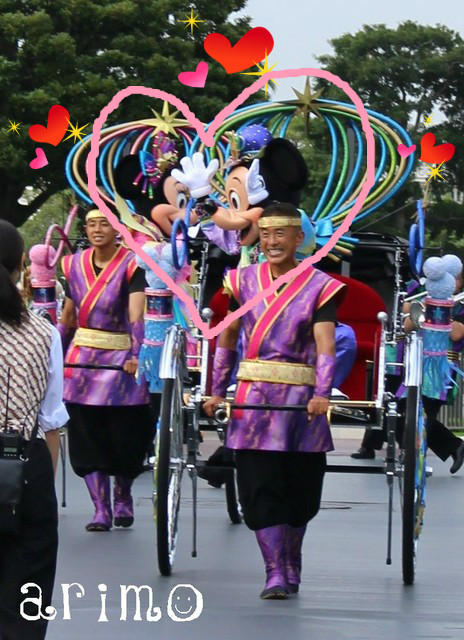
425, 161, 446, 184
289, 77, 324, 133
142, 101, 188, 138
7, 120, 21, 134
63, 119, 90, 146
241, 52, 278, 99
179, 8, 204, 35
424, 114, 433, 126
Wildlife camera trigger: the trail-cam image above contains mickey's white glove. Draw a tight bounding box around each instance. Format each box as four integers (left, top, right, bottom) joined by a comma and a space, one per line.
171, 153, 219, 199
246, 159, 269, 205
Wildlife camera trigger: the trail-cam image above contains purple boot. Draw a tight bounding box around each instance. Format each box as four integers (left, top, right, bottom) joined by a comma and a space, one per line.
255, 525, 288, 599
113, 476, 134, 528
285, 525, 307, 594
84, 472, 112, 532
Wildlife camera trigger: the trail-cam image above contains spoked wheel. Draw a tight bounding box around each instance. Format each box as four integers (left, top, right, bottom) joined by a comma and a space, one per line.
225, 468, 242, 524
154, 376, 185, 576
399, 386, 427, 585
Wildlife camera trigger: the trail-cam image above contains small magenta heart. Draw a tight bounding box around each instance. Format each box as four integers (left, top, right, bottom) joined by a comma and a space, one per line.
397, 144, 416, 159
178, 62, 209, 88
29, 147, 48, 170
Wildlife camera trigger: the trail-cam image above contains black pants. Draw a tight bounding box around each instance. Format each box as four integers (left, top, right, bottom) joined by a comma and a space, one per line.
67, 403, 153, 478
235, 449, 326, 531
0, 440, 58, 640
361, 377, 462, 461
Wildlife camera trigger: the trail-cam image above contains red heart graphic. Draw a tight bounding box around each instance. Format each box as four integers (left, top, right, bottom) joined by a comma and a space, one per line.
29, 105, 70, 146
420, 132, 455, 164
204, 27, 274, 74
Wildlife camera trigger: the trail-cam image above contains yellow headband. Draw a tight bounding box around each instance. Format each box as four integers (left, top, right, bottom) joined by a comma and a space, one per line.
85, 209, 106, 221
258, 216, 301, 229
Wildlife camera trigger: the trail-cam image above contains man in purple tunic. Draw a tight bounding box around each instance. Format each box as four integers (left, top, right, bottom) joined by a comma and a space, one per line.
58, 210, 152, 532
204, 202, 345, 599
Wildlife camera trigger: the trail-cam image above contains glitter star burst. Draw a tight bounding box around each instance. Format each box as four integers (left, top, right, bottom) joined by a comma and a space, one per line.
241, 52, 278, 99
63, 119, 89, 146
144, 101, 187, 137
424, 114, 433, 126
289, 77, 324, 133
425, 161, 446, 184
179, 8, 204, 35
7, 119, 21, 134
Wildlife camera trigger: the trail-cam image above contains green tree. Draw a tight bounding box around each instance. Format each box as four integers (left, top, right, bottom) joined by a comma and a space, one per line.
0, 0, 257, 226
315, 22, 464, 240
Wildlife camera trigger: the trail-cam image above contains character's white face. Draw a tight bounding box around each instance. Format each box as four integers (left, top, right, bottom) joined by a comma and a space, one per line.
167, 584, 203, 622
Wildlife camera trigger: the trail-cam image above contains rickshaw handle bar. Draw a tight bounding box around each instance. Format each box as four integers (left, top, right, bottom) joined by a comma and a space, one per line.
64, 363, 125, 371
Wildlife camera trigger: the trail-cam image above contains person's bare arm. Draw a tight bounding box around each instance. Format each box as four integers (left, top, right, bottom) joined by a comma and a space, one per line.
450, 321, 464, 342
307, 321, 336, 418
45, 429, 60, 475
128, 291, 145, 323
59, 297, 77, 329
218, 315, 242, 350
402, 301, 415, 334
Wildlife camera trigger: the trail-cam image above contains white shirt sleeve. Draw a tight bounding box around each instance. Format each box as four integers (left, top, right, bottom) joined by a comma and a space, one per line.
38, 324, 69, 431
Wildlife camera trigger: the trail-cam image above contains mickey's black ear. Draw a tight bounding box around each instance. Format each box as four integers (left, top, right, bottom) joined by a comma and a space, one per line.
259, 139, 308, 205
113, 155, 143, 199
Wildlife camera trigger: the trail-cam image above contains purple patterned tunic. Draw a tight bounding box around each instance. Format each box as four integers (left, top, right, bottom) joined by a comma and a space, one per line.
62, 247, 149, 406
225, 261, 344, 453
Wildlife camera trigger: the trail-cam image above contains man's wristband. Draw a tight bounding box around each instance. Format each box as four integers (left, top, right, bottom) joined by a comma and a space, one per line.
211, 347, 238, 397
57, 322, 75, 356
314, 354, 336, 398
129, 320, 145, 358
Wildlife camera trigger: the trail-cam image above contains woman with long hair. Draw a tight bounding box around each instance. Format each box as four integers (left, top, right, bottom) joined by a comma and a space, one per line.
0, 220, 68, 640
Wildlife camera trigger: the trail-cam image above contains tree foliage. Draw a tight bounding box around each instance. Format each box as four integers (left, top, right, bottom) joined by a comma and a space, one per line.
0, 0, 257, 226
315, 21, 464, 244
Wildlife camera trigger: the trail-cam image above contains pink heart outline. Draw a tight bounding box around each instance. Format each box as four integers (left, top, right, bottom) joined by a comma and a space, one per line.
397, 143, 416, 159
87, 68, 375, 339
178, 62, 209, 88
30, 147, 48, 169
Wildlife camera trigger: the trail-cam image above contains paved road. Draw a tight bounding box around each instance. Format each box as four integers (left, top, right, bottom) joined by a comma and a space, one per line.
45, 437, 464, 640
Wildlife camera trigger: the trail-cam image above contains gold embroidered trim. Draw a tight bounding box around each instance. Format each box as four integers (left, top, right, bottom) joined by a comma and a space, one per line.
74, 327, 131, 350
258, 217, 301, 228
236, 359, 315, 386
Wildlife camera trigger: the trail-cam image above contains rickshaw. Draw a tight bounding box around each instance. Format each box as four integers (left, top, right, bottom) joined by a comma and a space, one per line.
152, 229, 431, 587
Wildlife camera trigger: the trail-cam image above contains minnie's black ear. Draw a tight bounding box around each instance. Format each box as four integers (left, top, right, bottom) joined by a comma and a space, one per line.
113, 155, 169, 218
113, 155, 144, 200
259, 139, 308, 205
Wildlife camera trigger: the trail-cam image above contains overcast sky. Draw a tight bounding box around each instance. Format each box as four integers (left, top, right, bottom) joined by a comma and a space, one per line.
234, 0, 464, 100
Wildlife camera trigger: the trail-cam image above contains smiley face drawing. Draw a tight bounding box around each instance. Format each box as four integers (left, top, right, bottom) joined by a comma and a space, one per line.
167, 584, 203, 622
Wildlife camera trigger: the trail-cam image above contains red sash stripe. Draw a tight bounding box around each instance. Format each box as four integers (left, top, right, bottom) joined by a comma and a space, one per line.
126, 257, 138, 283
64, 344, 80, 379
228, 269, 240, 302
61, 255, 72, 281
78, 246, 128, 328
316, 280, 346, 310
247, 267, 316, 360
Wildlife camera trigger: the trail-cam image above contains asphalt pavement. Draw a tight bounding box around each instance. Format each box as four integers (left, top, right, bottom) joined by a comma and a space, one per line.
46, 436, 464, 640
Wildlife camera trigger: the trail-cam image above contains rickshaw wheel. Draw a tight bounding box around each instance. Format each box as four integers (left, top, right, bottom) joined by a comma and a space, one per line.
401, 385, 426, 586
154, 376, 184, 576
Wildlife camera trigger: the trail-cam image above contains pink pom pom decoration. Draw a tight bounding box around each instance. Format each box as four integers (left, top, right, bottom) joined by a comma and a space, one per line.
29, 244, 57, 287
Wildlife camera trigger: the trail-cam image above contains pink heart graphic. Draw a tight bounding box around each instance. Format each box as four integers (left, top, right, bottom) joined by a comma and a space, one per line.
178, 62, 209, 88
30, 147, 49, 169
87, 69, 375, 338
397, 143, 416, 159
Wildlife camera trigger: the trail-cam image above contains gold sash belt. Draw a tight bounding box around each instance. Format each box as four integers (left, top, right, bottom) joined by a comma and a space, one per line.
74, 327, 131, 350
237, 359, 315, 386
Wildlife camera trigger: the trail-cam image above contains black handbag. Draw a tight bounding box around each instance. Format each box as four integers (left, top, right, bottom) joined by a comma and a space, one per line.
0, 421, 39, 535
